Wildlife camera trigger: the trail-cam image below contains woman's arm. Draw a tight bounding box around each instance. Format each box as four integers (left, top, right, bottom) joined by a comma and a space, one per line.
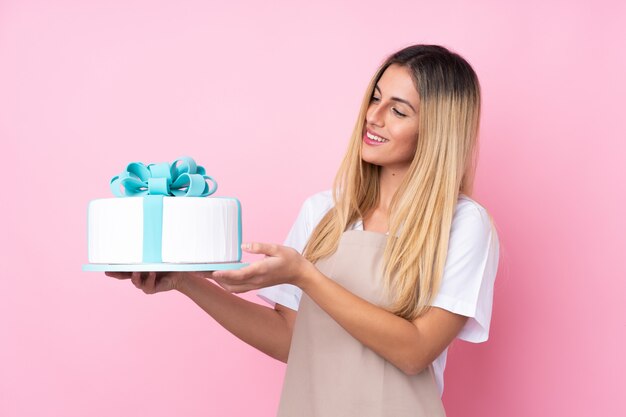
106, 271, 297, 362
212, 243, 468, 375
300, 268, 467, 375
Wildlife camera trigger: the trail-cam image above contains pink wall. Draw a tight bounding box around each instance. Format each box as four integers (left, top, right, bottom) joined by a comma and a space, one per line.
1, 1, 624, 416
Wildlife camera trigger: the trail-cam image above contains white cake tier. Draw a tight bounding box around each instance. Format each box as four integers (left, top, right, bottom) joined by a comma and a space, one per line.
88, 197, 242, 264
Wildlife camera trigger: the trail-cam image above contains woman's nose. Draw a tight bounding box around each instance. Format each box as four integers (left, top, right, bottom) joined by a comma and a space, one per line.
366, 103, 385, 127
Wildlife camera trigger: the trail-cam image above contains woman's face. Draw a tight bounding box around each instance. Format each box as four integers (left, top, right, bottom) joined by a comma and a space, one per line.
362, 64, 420, 172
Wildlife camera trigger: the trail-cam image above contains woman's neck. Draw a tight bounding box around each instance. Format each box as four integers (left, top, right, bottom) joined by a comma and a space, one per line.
377, 165, 409, 212
362, 165, 409, 233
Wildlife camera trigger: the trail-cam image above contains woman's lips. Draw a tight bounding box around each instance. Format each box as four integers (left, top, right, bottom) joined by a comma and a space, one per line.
362, 130, 389, 146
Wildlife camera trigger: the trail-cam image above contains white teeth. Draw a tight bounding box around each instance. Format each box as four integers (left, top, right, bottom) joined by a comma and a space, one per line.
367, 132, 388, 142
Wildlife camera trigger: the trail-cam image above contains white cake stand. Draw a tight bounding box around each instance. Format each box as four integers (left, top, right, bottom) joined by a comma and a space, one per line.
82, 262, 249, 272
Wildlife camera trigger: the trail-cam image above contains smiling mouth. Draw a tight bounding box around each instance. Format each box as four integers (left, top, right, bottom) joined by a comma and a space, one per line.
365, 131, 389, 143
363, 130, 389, 146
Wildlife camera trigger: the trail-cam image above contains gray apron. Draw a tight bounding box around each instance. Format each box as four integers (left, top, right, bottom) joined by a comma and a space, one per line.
277, 230, 446, 417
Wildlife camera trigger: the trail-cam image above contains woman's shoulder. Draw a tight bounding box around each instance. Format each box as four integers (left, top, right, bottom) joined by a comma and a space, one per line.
301, 189, 335, 214
287, 190, 335, 234
305, 189, 334, 203
455, 194, 499, 242
457, 193, 493, 220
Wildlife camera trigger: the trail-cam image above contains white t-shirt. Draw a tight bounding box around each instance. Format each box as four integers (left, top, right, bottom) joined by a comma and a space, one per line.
257, 189, 500, 396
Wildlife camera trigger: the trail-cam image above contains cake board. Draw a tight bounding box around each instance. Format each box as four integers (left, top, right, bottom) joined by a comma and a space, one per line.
83, 262, 249, 272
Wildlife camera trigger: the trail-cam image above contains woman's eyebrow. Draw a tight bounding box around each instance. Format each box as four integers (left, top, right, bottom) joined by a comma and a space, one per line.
374, 85, 416, 113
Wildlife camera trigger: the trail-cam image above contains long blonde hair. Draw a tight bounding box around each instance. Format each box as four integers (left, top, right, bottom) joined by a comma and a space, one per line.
302, 45, 483, 321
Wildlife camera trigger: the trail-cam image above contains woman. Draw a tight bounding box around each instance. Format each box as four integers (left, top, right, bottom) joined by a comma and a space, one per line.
107, 44, 500, 416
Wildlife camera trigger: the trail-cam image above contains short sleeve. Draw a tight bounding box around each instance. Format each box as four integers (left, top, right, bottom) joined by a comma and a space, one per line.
431, 201, 500, 343
256, 190, 333, 311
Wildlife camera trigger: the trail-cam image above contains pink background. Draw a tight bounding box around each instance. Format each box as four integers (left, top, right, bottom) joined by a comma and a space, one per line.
1, 1, 624, 416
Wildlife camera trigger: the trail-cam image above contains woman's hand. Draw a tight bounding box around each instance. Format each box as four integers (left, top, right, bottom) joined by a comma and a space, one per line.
193, 242, 314, 294
105, 271, 193, 294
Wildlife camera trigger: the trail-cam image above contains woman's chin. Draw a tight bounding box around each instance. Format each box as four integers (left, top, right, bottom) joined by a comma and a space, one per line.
360, 156, 385, 167
361, 147, 384, 166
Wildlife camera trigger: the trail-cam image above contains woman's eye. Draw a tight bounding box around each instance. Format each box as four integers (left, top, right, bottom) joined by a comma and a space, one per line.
370, 96, 380, 102
393, 108, 406, 117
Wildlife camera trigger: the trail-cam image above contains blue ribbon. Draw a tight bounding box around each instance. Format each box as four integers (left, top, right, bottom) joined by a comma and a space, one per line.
109, 157, 218, 263
110, 156, 217, 197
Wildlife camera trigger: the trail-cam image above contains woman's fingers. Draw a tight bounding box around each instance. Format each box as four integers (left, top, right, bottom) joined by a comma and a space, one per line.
212, 269, 245, 282
241, 242, 280, 256
105, 271, 132, 279
130, 271, 142, 288
106, 270, 178, 294
213, 261, 267, 282
144, 271, 157, 293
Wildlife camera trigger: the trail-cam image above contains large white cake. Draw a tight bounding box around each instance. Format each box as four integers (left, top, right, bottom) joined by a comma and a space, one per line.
88, 196, 242, 264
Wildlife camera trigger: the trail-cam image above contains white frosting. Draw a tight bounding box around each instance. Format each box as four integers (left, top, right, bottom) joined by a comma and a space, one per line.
88, 198, 144, 263
88, 197, 241, 264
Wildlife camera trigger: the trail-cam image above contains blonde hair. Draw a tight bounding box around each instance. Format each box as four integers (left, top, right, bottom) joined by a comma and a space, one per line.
302, 45, 483, 321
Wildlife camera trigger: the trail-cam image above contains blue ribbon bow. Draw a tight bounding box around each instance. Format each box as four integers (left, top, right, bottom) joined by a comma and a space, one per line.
110, 157, 217, 197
